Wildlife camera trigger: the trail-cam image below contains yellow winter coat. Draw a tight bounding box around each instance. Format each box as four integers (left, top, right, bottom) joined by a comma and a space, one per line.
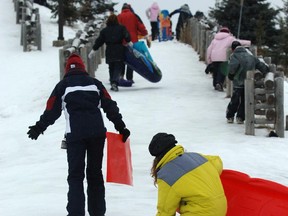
155, 145, 227, 216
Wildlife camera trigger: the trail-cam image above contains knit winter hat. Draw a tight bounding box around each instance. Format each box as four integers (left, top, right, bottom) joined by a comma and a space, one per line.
219, 27, 230, 33
65, 54, 86, 74
231, 41, 241, 50
122, 3, 130, 10
149, 133, 177, 157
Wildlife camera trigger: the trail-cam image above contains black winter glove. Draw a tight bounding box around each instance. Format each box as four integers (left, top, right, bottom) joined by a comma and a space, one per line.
205, 63, 214, 74
119, 128, 130, 142
228, 73, 234, 81
27, 124, 43, 140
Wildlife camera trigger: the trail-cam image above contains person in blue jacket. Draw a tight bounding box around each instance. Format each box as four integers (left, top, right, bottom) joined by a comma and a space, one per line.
169, 4, 193, 40
27, 53, 130, 216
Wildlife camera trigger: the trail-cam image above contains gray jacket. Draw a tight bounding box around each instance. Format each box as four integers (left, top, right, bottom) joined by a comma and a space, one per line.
228, 47, 269, 88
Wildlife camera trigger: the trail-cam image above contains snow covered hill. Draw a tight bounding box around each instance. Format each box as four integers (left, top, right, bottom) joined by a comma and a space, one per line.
0, 2, 287, 216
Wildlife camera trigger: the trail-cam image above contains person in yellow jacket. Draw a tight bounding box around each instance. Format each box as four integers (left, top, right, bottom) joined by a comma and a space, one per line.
149, 133, 227, 216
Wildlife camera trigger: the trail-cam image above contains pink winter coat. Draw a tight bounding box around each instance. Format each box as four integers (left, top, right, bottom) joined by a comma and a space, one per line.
146, 2, 160, 22
206, 32, 251, 64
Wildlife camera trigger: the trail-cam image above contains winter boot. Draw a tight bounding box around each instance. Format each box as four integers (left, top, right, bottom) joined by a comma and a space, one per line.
215, 83, 223, 91
227, 118, 234, 123
236, 117, 244, 124
110, 83, 119, 92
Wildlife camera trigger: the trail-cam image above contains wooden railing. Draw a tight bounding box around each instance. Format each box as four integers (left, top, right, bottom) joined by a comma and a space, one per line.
245, 67, 284, 137
14, 0, 42, 51
58, 17, 106, 79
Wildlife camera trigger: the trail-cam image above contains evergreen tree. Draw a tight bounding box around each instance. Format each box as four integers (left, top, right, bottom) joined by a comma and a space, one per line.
79, 0, 117, 22
79, 0, 94, 22
209, 0, 280, 53
49, 0, 116, 24
276, 0, 288, 74
50, 0, 79, 25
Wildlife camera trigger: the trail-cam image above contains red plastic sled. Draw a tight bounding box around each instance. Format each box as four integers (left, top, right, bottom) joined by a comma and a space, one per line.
220, 169, 288, 215
106, 132, 133, 186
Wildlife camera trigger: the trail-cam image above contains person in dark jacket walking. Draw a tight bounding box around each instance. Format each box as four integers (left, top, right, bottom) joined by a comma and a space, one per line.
169, 4, 193, 41
226, 41, 269, 124
27, 53, 130, 216
89, 14, 131, 92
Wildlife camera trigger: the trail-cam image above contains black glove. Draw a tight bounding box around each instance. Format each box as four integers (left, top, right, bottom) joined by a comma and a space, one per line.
228, 73, 234, 81
119, 128, 130, 142
27, 124, 43, 140
205, 63, 214, 74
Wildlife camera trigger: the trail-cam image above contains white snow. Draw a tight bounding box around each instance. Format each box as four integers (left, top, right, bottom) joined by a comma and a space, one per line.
0, 2, 287, 216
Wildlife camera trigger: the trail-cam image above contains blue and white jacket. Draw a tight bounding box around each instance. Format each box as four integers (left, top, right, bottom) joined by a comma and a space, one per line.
36, 69, 126, 142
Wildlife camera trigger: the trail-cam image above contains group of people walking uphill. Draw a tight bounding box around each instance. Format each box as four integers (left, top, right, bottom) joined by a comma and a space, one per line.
26, 2, 230, 216
206, 26, 269, 124
89, 3, 149, 92
146, 2, 193, 41
89, 2, 194, 92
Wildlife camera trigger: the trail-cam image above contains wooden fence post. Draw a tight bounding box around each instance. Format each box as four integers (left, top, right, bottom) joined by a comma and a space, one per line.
59, 49, 65, 80
245, 70, 255, 135
275, 77, 284, 137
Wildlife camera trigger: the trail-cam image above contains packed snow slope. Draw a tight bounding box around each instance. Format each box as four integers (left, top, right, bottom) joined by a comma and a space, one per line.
0, 2, 287, 216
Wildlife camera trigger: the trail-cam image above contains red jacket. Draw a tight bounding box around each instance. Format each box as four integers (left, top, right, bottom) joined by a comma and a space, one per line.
118, 9, 148, 43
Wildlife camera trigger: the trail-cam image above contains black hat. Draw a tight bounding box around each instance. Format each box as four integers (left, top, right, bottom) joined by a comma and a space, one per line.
122, 3, 130, 10
231, 41, 241, 50
149, 133, 177, 157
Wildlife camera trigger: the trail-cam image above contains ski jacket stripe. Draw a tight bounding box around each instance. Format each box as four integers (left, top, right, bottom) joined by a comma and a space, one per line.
61, 85, 101, 134
158, 153, 208, 186
62, 85, 101, 107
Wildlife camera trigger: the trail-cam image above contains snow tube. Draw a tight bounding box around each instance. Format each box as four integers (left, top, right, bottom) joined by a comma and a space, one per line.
220, 169, 288, 215
133, 41, 153, 61
124, 45, 162, 83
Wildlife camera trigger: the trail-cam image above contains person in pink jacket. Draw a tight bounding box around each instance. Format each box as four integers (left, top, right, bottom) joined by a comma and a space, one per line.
206, 27, 251, 91
146, 2, 160, 40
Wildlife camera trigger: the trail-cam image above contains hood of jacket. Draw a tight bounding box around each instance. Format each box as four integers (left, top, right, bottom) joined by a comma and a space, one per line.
121, 8, 132, 14
151, 2, 159, 10
214, 32, 232, 41
180, 4, 191, 14
233, 46, 248, 54
156, 145, 184, 170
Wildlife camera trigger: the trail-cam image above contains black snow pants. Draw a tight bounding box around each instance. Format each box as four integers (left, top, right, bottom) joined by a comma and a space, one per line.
66, 135, 106, 216
150, 21, 159, 40
212, 61, 226, 88
226, 87, 245, 120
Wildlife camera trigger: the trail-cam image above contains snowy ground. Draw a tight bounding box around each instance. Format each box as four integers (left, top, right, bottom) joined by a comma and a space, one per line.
0, 2, 288, 216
